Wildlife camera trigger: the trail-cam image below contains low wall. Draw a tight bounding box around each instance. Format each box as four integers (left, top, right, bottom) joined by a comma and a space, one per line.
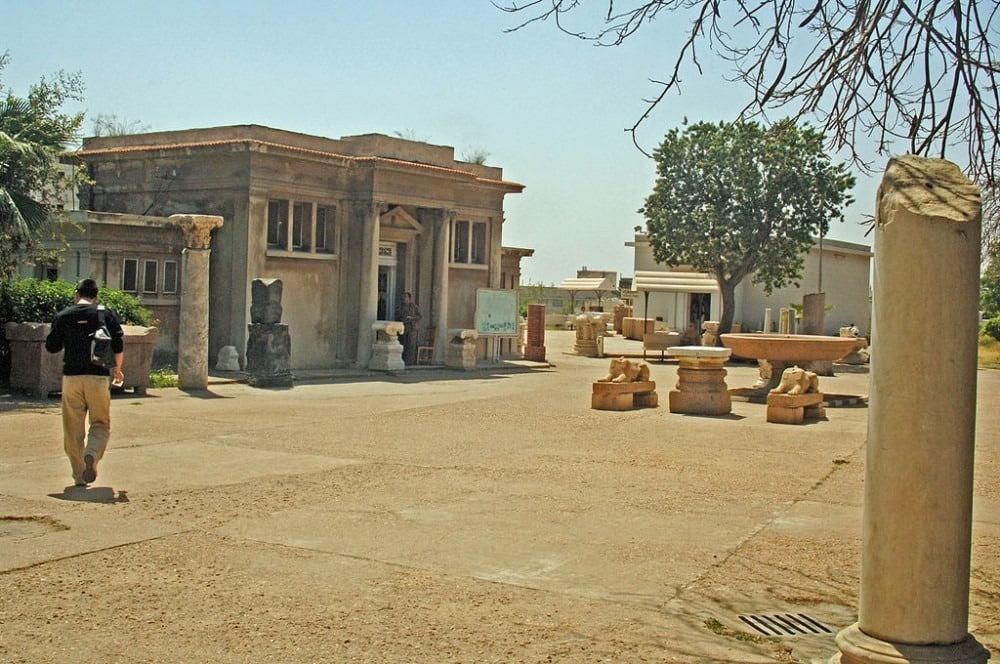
5, 322, 160, 397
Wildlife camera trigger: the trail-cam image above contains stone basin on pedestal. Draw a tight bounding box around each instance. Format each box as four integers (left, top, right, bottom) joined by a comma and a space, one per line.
720, 333, 864, 398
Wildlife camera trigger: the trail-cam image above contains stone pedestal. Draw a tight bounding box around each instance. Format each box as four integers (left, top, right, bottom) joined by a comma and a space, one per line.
5, 322, 64, 397
574, 313, 604, 357
245, 324, 292, 386
445, 328, 478, 371
591, 380, 658, 411
369, 321, 404, 372
524, 303, 546, 362
831, 155, 988, 664
766, 392, 825, 424
120, 325, 160, 395
668, 346, 732, 415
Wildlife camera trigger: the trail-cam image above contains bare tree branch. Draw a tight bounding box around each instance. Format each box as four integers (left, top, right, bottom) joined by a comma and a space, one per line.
496, 0, 1000, 189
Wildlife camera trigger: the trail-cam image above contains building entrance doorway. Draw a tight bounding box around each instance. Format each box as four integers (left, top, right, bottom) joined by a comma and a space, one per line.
689, 293, 711, 332
377, 242, 397, 320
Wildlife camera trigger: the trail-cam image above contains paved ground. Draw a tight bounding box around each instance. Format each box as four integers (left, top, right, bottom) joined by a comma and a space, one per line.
1, 330, 997, 663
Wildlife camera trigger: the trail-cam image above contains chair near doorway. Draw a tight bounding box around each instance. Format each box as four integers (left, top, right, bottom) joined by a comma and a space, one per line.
416, 326, 436, 364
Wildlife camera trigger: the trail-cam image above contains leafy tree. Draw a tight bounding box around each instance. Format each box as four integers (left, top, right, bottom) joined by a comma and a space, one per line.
982, 249, 1000, 319
498, 1, 999, 188
984, 184, 1000, 266
640, 119, 855, 337
0, 52, 86, 279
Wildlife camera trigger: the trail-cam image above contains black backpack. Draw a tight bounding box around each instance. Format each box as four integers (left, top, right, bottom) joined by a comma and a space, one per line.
90, 306, 116, 369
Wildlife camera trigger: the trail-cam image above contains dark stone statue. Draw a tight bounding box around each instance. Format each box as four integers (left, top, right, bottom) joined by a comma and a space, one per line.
245, 278, 293, 387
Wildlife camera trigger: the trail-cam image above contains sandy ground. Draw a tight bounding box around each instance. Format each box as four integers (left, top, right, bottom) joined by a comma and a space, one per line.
1, 331, 998, 663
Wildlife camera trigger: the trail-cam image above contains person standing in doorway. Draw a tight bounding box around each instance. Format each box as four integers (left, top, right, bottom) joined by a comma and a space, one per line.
395, 291, 421, 365
45, 278, 125, 487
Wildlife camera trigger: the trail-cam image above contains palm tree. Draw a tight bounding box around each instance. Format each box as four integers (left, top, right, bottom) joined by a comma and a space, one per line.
0, 57, 85, 279
0, 98, 52, 244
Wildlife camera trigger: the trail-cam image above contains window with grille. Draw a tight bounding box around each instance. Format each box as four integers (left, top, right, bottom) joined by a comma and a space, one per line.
267, 198, 337, 256
452, 219, 488, 266
122, 259, 138, 292
163, 260, 178, 294
142, 260, 158, 294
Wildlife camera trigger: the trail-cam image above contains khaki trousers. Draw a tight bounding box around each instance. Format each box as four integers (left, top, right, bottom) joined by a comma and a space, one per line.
61, 374, 112, 484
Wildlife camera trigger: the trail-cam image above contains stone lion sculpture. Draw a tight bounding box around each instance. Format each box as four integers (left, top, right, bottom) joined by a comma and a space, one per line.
770, 365, 819, 395
598, 357, 650, 384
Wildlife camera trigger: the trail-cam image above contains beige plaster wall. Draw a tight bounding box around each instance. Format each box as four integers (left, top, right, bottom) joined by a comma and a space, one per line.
737, 239, 872, 335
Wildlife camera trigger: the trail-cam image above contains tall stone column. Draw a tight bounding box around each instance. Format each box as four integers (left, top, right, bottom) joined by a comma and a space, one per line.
432, 210, 453, 362
355, 202, 385, 368
170, 214, 224, 391
488, 215, 503, 360
832, 156, 987, 664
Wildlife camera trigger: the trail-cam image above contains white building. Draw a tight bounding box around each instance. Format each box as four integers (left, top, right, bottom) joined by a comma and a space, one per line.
626, 233, 872, 336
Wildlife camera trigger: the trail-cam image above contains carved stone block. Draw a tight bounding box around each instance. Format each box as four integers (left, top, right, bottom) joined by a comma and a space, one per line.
250, 278, 283, 325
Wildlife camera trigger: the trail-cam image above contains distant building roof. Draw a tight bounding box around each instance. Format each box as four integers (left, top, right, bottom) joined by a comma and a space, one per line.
633, 270, 719, 293
558, 277, 610, 291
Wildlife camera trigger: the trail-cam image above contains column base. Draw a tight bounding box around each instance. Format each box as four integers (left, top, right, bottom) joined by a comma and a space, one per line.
831, 623, 989, 664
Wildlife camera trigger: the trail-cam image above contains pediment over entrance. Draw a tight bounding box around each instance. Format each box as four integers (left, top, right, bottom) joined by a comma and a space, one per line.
381, 206, 424, 233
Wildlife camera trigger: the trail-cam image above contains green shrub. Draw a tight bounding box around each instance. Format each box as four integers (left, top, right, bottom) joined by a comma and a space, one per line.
0, 278, 154, 386
95, 287, 155, 326
148, 366, 179, 388
0, 277, 153, 326
984, 317, 1000, 342
0, 278, 75, 325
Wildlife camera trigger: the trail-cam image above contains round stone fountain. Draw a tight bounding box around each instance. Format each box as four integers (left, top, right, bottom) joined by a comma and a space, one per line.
720, 333, 865, 399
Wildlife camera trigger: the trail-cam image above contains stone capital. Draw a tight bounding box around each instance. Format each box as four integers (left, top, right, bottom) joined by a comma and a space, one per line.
170, 214, 224, 249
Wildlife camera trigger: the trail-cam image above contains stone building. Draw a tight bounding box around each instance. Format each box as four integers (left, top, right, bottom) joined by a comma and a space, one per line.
74, 125, 525, 369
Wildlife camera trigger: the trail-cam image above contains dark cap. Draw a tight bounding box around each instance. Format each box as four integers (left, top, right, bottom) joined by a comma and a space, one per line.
75, 278, 99, 298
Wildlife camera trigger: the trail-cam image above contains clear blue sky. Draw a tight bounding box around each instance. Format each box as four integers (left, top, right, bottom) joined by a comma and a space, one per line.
3, 0, 878, 285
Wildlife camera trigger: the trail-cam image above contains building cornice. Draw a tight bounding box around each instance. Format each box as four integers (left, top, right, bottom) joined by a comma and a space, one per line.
74, 138, 524, 192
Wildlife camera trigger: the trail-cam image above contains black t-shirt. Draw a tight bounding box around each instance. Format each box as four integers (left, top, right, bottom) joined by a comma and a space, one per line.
45, 303, 125, 376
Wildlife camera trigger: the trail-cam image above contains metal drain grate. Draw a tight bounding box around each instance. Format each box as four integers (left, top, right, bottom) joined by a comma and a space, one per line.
737, 613, 834, 637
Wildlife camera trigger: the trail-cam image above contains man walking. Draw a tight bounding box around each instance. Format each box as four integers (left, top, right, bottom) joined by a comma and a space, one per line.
45, 279, 125, 487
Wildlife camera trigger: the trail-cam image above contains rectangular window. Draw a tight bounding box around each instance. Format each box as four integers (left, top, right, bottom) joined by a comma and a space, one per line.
292, 202, 311, 250
471, 222, 487, 264
142, 260, 158, 294
315, 205, 335, 252
163, 260, 178, 294
122, 259, 138, 292
266, 197, 336, 258
451, 219, 487, 265
267, 199, 289, 248
453, 220, 470, 263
